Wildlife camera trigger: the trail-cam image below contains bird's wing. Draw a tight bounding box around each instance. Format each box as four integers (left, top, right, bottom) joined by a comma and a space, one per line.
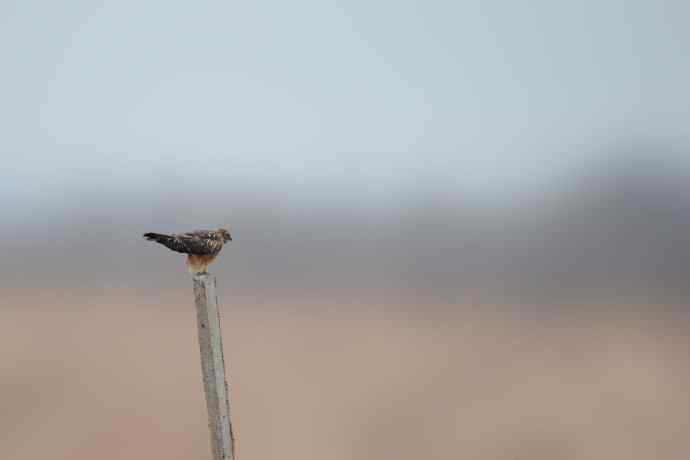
181, 230, 216, 240
173, 230, 221, 255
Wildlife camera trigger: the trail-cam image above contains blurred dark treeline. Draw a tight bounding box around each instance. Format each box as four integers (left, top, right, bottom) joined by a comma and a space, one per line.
2, 145, 689, 311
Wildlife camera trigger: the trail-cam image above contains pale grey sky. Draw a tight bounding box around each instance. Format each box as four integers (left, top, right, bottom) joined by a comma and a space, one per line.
2, 1, 690, 202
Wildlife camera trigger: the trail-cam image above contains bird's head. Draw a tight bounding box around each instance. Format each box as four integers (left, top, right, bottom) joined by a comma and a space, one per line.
218, 228, 232, 242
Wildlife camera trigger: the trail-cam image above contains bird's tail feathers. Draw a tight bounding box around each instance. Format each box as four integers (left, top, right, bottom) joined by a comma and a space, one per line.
143, 232, 171, 243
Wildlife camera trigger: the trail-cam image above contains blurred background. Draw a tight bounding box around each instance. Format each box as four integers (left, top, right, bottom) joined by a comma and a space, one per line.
2, 1, 690, 459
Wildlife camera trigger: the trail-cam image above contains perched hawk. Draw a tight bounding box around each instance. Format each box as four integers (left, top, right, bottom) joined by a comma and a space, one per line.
144, 228, 232, 274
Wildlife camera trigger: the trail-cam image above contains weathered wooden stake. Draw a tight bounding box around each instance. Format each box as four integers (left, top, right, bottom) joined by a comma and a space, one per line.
193, 273, 235, 460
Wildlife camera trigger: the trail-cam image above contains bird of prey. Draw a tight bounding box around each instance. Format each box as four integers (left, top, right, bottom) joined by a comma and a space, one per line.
143, 228, 232, 274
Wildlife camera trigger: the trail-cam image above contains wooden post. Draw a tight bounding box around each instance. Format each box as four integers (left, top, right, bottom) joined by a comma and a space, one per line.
193, 273, 235, 460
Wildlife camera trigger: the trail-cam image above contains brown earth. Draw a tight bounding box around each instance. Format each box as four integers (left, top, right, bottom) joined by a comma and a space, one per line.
1, 297, 689, 460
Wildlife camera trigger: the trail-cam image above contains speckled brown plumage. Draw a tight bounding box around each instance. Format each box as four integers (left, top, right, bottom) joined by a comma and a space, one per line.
144, 228, 232, 273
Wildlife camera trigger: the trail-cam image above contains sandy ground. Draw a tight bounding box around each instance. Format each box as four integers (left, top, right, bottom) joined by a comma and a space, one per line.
1, 296, 689, 460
